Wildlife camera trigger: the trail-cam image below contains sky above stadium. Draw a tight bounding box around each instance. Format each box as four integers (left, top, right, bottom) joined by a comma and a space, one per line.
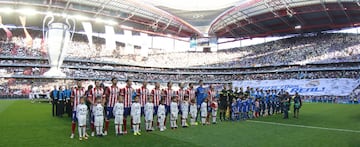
141, 0, 244, 11
140, 0, 251, 32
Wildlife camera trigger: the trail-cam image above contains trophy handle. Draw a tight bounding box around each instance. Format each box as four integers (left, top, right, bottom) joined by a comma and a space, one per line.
42, 14, 54, 40
66, 17, 76, 41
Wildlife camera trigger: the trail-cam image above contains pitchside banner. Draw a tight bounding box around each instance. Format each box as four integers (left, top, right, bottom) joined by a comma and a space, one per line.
233, 78, 360, 96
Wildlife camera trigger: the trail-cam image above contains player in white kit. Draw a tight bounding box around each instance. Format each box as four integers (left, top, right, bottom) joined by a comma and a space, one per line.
181, 97, 190, 127
131, 96, 141, 136
170, 97, 179, 129
76, 97, 88, 141
113, 97, 124, 136
93, 97, 104, 137
189, 99, 198, 126
145, 97, 154, 132
158, 99, 166, 131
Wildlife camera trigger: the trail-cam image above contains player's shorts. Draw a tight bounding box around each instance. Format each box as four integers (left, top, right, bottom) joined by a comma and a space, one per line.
219, 103, 227, 110
90, 107, 95, 123
94, 116, 104, 126
158, 114, 165, 123
178, 104, 182, 115
190, 112, 197, 119
106, 107, 114, 120
211, 110, 217, 116
165, 105, 170, 114
200, 111, 207, 118
207, 106, 212, 113
145, 112, 153, 121
124, 107, 131, 117
182, 112, 188, 119
78, 116, 86, 126
72, 111, 77, 121
154, 106, 158, 115
141, 107, 145, 116
132, 115, 141, 124
255, 107, 260, 112
114, 115, 123, 125
170, 113, 178, 121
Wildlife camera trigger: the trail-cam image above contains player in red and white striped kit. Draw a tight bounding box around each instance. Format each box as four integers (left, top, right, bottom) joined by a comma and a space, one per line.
207, 84, 218, 124
104, 77, 120, 135
177, 83, 186, 122
177, 83, 186, 104
186, 83, 196, 102
151, 82, 162, 128
87, 80, 105, 136
70, 80, 86, 139
137, 81, 149, 117
151, 82, 162, 113
120, 79, 135, 134
163, 81, 174, 127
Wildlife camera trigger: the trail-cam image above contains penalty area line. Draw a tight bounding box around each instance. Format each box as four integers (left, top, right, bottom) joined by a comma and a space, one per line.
248, 120, 360, 133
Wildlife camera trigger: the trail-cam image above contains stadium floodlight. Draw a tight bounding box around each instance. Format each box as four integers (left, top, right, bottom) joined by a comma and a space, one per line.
0, 7, 14, 14
95, 17, 103, 23
46, 11, 53, 16
295, 25, 301, 29
73, 15, 89, 20
105, 20, 118, 25
120, 25, 133, 30
17, 8, 37, 15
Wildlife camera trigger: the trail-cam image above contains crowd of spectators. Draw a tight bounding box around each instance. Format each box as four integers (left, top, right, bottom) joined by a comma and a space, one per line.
0, 30, 360, 68
1, 65, 359, 82
0, 29, 359, 99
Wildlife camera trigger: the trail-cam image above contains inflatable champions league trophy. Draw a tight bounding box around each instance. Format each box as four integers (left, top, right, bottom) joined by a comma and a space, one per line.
42, 14, 75, 77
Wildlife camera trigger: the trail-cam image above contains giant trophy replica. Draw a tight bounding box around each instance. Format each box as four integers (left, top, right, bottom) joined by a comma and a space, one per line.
42, 14, 75, 77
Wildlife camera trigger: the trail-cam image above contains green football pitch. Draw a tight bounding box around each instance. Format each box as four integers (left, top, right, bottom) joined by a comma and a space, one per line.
0, 100, 359, 147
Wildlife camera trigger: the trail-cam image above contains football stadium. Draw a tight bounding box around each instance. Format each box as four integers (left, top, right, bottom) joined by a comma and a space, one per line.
0, 0, 360, 146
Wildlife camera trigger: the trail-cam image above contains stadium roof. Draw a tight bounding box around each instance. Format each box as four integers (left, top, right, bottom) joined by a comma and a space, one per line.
1, 0, 360, 39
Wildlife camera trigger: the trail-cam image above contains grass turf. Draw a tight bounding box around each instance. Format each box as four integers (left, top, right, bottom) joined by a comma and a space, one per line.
0, 100, 359, 147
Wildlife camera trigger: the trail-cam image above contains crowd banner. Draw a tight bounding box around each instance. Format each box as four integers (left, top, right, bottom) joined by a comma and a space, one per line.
233, 78, 360, 96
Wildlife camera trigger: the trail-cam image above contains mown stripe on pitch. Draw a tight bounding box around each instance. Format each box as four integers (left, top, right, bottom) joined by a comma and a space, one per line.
248, 120, 360, 133
0, 100, 16, 114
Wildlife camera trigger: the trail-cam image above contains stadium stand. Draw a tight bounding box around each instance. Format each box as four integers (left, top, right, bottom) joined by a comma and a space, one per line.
0, 29, 359, 102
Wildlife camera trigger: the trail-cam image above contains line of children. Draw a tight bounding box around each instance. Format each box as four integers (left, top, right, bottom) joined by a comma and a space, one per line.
93, 98, 104, 136
113, 97, 124, 136
76, 97, 88, 141
71, 95, 219, 140
170, 97, 179, 129
144, 97, 154, 131
200, 98, 208, 125
181, 97, 189, 127
131, 97, 141, 135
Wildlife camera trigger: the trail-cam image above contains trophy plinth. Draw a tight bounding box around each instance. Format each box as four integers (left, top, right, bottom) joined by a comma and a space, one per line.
43, 67, 66, 77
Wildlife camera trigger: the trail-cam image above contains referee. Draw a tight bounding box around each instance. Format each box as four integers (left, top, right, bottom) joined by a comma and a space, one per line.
227, 83, 236, 120
219, 84, 228, 121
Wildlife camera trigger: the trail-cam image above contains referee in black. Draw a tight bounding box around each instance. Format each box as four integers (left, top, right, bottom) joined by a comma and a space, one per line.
227, 83, 236, 120
219, 84, 228, 121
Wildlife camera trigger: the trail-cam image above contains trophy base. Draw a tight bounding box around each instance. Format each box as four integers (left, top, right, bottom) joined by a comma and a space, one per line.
43, 68, 66, 77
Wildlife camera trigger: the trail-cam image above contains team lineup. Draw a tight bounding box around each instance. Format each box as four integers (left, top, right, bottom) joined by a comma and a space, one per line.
51, 78, 302, 141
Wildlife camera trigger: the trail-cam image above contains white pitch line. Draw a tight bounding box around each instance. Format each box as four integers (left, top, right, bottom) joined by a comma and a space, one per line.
248, 120, 360, 133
